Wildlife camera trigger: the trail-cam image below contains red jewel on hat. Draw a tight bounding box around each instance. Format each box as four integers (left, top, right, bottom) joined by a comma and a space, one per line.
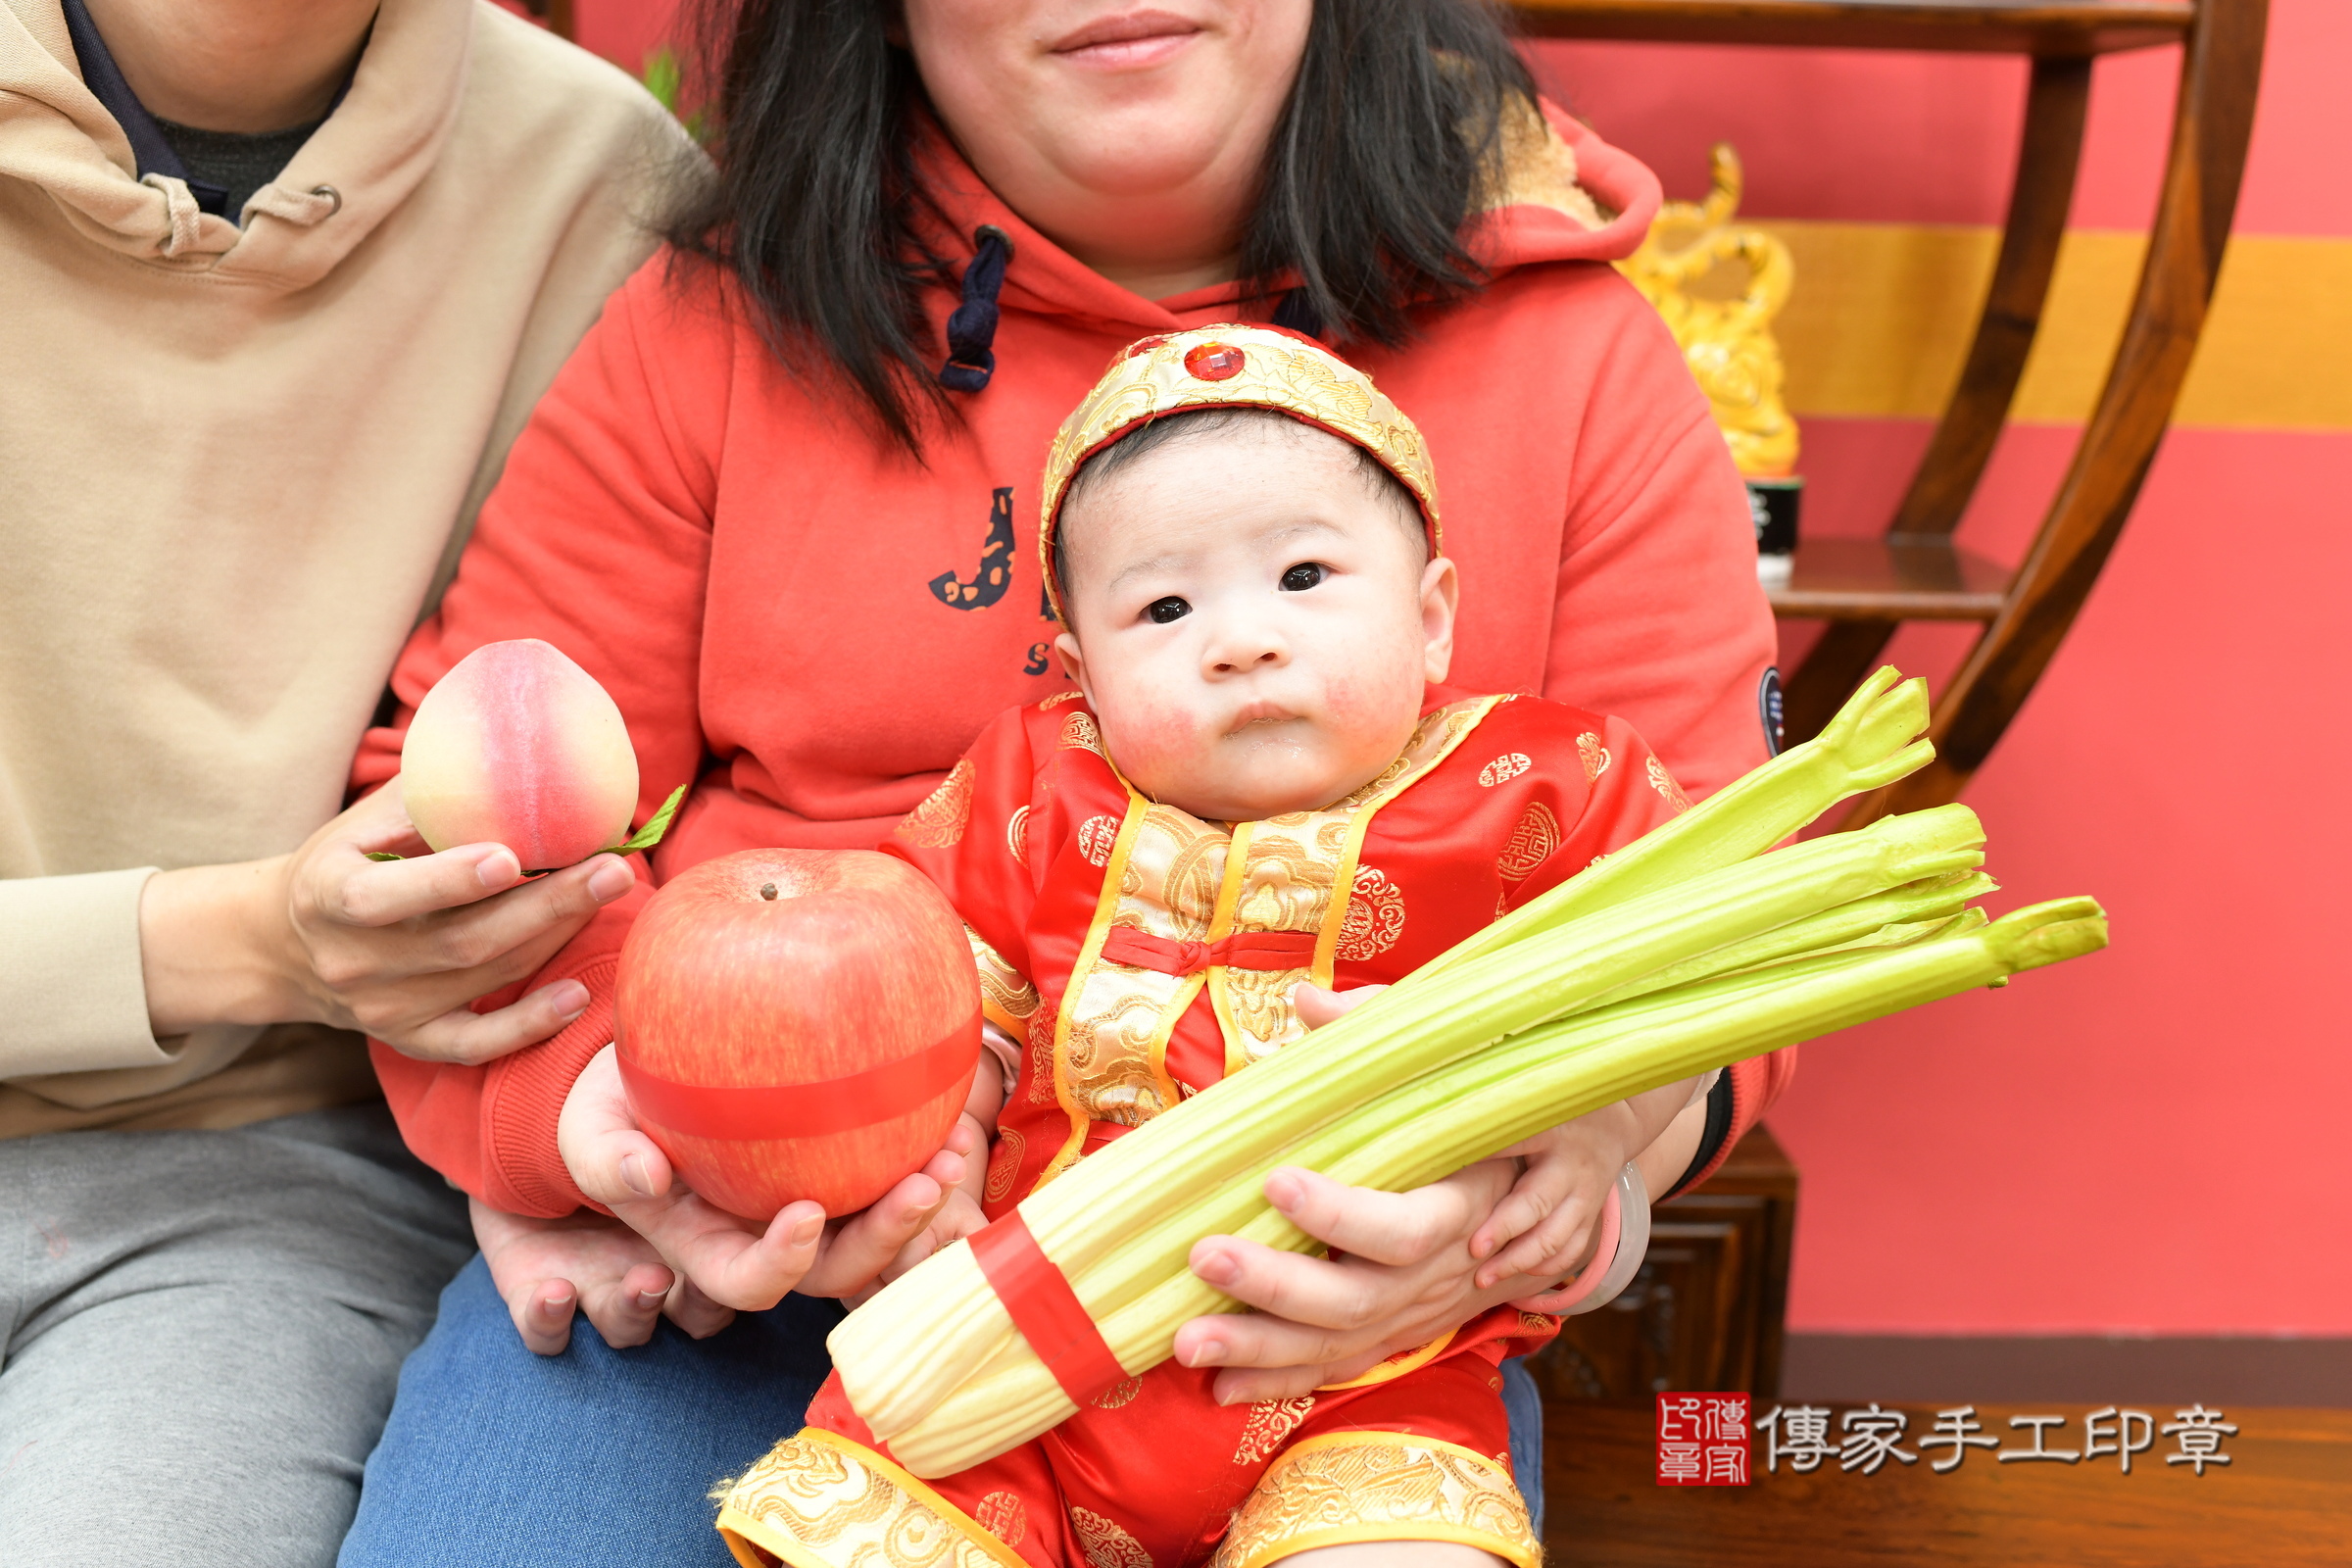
1123, 335, 1171, 360
1183, 343, 1247, 381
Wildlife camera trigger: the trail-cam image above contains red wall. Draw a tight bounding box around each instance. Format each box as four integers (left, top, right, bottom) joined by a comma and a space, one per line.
1763, 420, 2352, 1335
1528, 0, 2352, 1335
571, 0, 2351, 1335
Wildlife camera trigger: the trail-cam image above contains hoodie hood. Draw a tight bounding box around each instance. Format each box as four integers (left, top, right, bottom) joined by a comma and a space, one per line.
911, 95, 1661, 336
0, 0, 470, 289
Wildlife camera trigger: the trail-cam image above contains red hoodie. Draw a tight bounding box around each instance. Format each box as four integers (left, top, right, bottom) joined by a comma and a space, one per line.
355, 106, 1792, 1217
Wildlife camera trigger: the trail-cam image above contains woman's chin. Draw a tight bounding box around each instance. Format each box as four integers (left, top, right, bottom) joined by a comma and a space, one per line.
1033, 119, 1245, 199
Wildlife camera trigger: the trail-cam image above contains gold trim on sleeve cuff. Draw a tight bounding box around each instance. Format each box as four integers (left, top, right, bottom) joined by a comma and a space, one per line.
1210, 1431, 1541, 1568
966, 923, 1042, 1040
715, 1428, 1026, 1568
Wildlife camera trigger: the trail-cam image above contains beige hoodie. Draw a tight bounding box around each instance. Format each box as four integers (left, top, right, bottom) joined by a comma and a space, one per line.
0, 0, 691, 1135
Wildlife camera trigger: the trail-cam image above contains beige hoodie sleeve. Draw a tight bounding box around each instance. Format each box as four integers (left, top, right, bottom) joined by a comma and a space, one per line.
0, 867, 170, 1076
0, 1, 695, 1129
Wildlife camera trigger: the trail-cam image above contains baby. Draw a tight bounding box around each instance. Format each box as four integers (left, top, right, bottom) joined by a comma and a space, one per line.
740, 326, 1712, 1568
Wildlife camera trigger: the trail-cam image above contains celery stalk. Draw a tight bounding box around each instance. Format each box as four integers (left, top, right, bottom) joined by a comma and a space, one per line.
875, 920, 1985, 1459
985, 922, 1967, 1352
1415, 666, 1933, 986
1577, 869, 1994, 1011
886, 899, 2105, 1475
1030, 883, 1984, 1353
886, 946, 1870, 1465
830, 804, 1984, 1433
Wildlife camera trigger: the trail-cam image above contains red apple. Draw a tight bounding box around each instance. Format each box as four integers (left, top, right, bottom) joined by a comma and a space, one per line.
615, 848, 981, 1219
401, 639, 638, 870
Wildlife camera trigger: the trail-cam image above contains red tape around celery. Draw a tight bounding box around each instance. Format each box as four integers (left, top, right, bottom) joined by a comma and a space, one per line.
968, 1210, 1128, 1406
615, 1012, 978, 1141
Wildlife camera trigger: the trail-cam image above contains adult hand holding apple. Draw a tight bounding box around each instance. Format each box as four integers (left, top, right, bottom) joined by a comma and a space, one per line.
557, 1046, 983, 1309
556, 847, 993, 1309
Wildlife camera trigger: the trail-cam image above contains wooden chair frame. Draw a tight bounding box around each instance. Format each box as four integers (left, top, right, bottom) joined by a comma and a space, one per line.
1511, 0, 2269, 825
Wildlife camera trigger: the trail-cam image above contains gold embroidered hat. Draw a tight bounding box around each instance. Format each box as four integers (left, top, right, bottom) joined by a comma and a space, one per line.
1039, 324, 1441, 621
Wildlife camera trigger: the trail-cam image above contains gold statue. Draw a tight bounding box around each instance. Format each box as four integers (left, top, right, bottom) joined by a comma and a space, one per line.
1617, 144, 1799, 479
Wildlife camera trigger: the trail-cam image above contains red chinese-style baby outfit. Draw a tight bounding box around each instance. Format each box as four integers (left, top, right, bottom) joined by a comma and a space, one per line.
719, 684, 1689, 1568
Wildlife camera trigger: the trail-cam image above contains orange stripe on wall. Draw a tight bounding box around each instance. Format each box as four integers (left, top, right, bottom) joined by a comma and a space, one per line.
1722, 225, 2352, 430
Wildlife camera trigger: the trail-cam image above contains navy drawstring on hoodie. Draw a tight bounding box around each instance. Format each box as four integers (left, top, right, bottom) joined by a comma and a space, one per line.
939, 226, 1012, 392
939, 233, 1323, 392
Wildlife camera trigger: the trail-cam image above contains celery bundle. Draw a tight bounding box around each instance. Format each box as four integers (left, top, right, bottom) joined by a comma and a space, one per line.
829, 669, 2107, 1477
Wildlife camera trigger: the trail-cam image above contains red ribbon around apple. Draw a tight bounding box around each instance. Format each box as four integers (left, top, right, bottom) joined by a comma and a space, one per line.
614, 848, 983, 1220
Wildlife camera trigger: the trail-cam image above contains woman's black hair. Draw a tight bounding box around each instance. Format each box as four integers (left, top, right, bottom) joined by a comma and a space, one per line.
667, 0, 1537, 452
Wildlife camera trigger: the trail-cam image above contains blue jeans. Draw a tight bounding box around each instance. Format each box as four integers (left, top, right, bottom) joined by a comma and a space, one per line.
341, 1253, 1545, 1563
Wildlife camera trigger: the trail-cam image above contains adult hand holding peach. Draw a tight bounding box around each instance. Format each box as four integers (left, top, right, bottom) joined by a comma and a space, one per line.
251, 638, 679, 1061
142, 641, 656, 1060
136, 774, 637, 1065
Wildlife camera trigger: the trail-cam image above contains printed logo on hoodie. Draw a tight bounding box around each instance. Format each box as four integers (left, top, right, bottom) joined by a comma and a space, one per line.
929, 486, 1016, 610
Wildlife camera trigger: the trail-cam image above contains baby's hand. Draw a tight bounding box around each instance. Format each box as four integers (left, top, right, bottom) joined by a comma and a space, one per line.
1298, 983, 1674, 1297
845, 1111, 995, 1305
1472, 1108, 1641, 1293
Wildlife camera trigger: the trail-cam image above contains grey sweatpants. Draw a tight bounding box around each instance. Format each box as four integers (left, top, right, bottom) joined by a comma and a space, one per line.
0, 1102, 470, 1567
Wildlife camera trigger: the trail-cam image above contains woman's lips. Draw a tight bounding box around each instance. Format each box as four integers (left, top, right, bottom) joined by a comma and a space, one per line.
1049, 8, 1203, 68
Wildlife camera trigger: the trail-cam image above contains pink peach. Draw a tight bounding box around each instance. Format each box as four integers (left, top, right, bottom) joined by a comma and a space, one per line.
401, 639, 639, 869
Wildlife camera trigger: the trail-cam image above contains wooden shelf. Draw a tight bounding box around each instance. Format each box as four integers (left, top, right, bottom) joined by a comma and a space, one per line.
1507, 0, 2194, 55
1765, 537, 2012, 621
1538, 1, 2259, 808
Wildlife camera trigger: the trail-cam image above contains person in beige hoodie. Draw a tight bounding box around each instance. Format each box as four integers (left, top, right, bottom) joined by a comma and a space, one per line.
0, 0, 691, 1560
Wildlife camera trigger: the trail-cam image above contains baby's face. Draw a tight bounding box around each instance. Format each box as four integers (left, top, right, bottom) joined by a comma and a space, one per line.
1054, 418, 1457, 821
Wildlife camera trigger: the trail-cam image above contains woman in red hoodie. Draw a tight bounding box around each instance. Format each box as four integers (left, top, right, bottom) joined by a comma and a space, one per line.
339, 0, 1788, 1560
